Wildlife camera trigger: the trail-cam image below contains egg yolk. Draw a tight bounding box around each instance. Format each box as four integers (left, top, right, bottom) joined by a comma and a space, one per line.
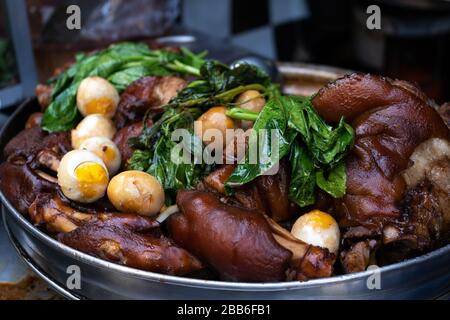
304, 210, 336, 229
74, 162, 108, 197
101, 145, 116, 163
85, 97, 114, 115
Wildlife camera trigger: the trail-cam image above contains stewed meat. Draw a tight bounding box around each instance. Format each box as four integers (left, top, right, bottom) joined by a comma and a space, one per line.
114, 76, 187, 129
30, 193, 203, 276
168, 190, 292, 282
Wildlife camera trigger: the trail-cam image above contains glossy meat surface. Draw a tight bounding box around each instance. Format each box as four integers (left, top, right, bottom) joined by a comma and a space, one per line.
3, 127, 71, 162
254, 161, 291, 222
168, 190, 292, 281
340, 240, 377, 274
35, 84, 52, 111
30, 194, 203, 275
0, 161, 55, 214
399, 178, 450, 251
265, 215, 335, 280
313, 74, 450, 231
113, 121, 146, 169
114, 76, 187, 128
203, 162, 292, 222
25, 112, 43, 129
0, 127, 71, 215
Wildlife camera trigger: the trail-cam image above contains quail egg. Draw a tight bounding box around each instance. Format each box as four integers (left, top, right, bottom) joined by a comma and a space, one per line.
58, 150, 109, 203
71, 114, 116, 149
291, 210, 340, 254
79, 137, 121, 175
76, 76, 119, 118
107, 170, 165, 216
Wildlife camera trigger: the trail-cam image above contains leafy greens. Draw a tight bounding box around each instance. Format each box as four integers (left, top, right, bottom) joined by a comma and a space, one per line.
168, 60, 271, 109
41, 43, 206, 132
225, 92, 354, 206
128, 61, 273, 205
128, 107, 209, 205
124, 56, 354, 207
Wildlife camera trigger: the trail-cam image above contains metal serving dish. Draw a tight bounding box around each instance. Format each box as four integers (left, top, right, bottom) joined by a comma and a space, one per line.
1, 64, 449, 299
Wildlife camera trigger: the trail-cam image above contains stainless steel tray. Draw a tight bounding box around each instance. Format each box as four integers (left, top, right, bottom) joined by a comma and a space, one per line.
1, 64, 450, 299
1, 209, 78, 300
0, 208, 58, 299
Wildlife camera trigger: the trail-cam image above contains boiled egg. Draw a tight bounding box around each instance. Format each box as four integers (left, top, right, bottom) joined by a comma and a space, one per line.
194, 106, 235, 148
291, 210, 340, 254
235, 90, 265, 129
76, 76, 119, 118
58, 150, 109, 203
107, 170, 165, 216
71, 114, 116, 149
79, 137, 121, 176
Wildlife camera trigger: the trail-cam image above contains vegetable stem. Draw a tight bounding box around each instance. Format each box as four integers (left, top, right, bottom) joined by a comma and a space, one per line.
166, 60, 201, 76
226, 107, 259, 121
165, 83, 268, 111
215, 84, 266, 100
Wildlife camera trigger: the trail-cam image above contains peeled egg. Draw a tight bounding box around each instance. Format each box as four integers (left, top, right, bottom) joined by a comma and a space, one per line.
76, 76, 119, 118
107, 170, 165, 216
71, 114, 116, 149
79, 137, 121, 176
291, 210, 340, 254
194, 106, 235, 147
235, 90, 266, 129
58, 150, 109, 203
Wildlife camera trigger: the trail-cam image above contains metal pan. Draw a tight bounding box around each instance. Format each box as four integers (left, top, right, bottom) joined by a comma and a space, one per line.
1, 64, 449, 299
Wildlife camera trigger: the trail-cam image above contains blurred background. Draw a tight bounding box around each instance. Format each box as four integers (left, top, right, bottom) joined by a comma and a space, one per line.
1, 0, 450, 121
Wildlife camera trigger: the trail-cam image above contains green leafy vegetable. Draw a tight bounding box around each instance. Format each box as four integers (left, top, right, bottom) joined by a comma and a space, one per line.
225, 107, 259, 121
288, 141, 316, 207
126, 56, 354, 206
128, 107, 210, 205
169, 60, 271, 108
287, 96, 354, 167
225, 92, 354, 206
315, 162, 346, 198
128, 61, 272, 204
226, 88, 296, 189
41, 42, 207, 132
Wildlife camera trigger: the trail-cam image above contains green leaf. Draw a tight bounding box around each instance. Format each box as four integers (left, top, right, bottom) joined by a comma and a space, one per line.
128, 108, 210, 206
286, 96, 354, 167
288, 141, 316, 207
201, 60, 271, 93
170, 60, 271, 108
225, 93, 354, 205
41, 43, 207, 133
316, 161, 346, 198
225, 89, 296, 188
128, 149, 152, 172
41, 84, 81, 132
107, 64, 171, 92
226, 107, 259, 121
